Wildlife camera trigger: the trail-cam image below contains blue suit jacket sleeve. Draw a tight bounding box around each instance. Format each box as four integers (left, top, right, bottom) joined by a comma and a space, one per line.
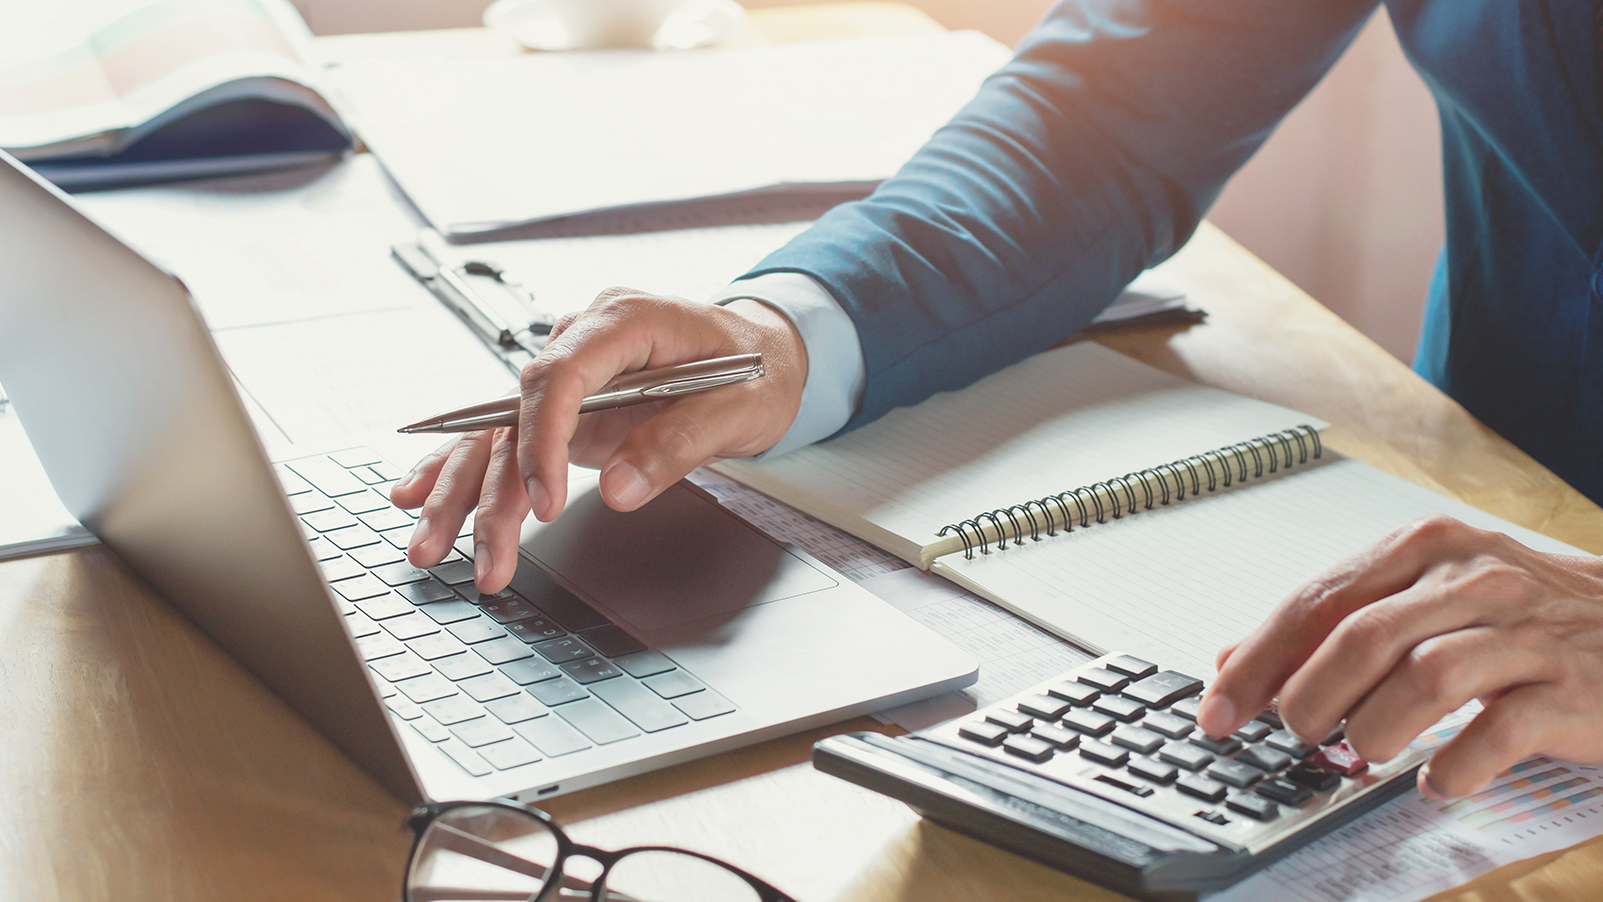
741, 0, 1378, 433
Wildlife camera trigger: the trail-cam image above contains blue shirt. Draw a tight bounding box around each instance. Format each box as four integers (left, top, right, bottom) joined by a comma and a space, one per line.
735, 0, 1603, 504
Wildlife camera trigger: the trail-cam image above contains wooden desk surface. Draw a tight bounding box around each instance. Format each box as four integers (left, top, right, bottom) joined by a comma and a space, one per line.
7, 6, 1603, 901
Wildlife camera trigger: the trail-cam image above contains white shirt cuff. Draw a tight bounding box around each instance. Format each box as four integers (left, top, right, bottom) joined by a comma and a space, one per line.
713, 272, 866, 458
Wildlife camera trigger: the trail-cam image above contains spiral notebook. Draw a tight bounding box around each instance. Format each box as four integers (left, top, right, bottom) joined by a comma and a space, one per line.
714, 342, 1582, 676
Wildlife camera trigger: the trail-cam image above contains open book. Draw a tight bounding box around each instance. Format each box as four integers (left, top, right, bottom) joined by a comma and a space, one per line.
715, 342, 1582, 677
0, 0, 350, 190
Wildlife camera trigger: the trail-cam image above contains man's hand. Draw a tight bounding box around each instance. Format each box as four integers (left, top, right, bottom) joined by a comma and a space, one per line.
388, 289, 808, 595
1196, 514, 1603, 799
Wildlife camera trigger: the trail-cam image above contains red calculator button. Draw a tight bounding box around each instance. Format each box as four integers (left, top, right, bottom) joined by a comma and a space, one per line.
1312, 740, 1369, 777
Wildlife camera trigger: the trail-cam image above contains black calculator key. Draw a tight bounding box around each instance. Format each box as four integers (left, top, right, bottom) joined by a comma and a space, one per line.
1092, 695, 1146, 723
1079, 740, 1129, 767
1226, 794, 1280, 821
1123, 671, 1204, 709
1029, 723, 1081, 750
1286, 762, 1343, 792
1177, 774, 1228, 803
1143, 711, 1194, 739
1236, 745, 1293, 773
986, 708, 1035, 733
1077, 668, 1130, 692
1002, 734, 1055, 763
1233, 720, 1272, 743
1206, 759, 1264, 789
1322, 726, 1346, 746
1255, 708, 1285, 729
1047, 681, 1101, 706
1189, 733, 1242, 756
1127, 757, 1178, 785
1158, 742, 1214, 772
1017, 694, 1072, 721
1255, 778, 1315, 806
1104, 655, 1158, 678
1063, 709, 1116, 737
1169, 697, 1202, 721
1094, 773, 1153, 797
1264, 729, 1318, 758
1110, 725, 1165, 755
1194, 811, 1230, 826
959, 721, 1010, 747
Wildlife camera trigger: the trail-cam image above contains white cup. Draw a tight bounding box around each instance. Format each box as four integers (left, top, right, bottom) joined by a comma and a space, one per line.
484, 0, 744, 51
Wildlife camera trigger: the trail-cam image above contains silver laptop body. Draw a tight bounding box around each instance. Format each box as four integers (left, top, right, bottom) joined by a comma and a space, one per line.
0, 151, 977, 803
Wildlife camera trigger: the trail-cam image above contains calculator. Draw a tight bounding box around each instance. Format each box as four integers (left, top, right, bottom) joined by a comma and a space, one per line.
813, 653, 1423, 900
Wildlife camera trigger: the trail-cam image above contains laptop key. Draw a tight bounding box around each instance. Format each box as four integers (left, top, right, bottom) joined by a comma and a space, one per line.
458, 672, 522, 703
447, 617, 506, 645
508, 567, 609, 631
555, 698, 640, 744
355, 467, 387, 485
360, 508, 414, 532
673, 690, 736, 721
407, 633, 470, 661
355, 633, 406, 660
349, 543, 404, 569
421, 695, 485, 726
505, 618, 566, 643
579, 624, 647, 657
430, 560, 476, 586
528, 676, 590, 706
432, 652, 494, 682
385, 695, 424, 720
291, 493, 335, 515
330, 448, 382, 468
410, 719, 450, 743
371, 652, 433, 683
500, 658, 561, 685
344, 612, 382, 638
420, 600, 481, 625
436, 739, 493, 777
333, 574, 390, 602
382, 612, 442, 642
306, 537, 341, 561
301, 508, 358, 533
287, 457, 368, 497
399, 580, 457, 605
373, 562, 433, 587
356, 595, 415, 621
275, 465, 313, 495
562, 657, 623, 685
485, 693, 549, 725
380, 526, 414, 549
452, 717, 516, 748
479, 597, 541, 624
326, 525, 381, 550
319, 555, 364, 583
590, 678, 690, 732
335, 489, 391, 514
396, 673, 457, 704
533, 636, 596, 664
473, 637, 536, 666
514, 716, 592, 758
614, 650, 676, 679
641, 670, 705, 699
478, 738, 542, 770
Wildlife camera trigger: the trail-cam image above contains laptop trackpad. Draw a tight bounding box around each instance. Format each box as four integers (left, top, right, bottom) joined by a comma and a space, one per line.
518, 479, 837, 632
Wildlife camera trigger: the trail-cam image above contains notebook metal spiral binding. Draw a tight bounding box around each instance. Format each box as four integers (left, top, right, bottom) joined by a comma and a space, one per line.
937, 425, 1323, 559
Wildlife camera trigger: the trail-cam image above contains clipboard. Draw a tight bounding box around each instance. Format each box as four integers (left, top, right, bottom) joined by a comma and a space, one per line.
391, 235, 555, 374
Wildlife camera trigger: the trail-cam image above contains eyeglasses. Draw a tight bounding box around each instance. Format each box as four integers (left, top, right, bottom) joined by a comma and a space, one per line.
403, 799, 798, 902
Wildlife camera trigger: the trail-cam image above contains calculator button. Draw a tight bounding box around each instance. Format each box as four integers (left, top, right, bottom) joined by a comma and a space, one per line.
1122, 671, 1204, 709
1255, 707, 1284, 729
1078, 668, 1130, 692
1127, 757, 1179, 785
1321, 726, 1347, 745
1079, 740, 1130, 767
1189, 733, 1242, 756
1143, 711, 1195, 739
1092, 695, 1146, 723
1002, 734, 1056, 763
1232, 720, 1272, 743
1169, 697, 1203, 721
959, 721, 1010, 747
1094, 772, 1153, 797
1110, 725, 1165, 755
1286, 762, 1343, 791
1194, 810, 1231, 826
1255, 778, 1315, 806
1029, 723, 1082, 750
1312, 740, 1369, 776
1226, 793, 1280, 821
1017, 694, 1073, 721
1236, 745, 1293, 774
1158, 742, 1214, 772
985, 709, 1035, 733
1063, 709, 1116, 737
1264, 729, 1317, 758
1047, 682, 1101, 706
1104, 655, 1159, 679
1206, 758, 1264, 789
1177, 774, 1228, 803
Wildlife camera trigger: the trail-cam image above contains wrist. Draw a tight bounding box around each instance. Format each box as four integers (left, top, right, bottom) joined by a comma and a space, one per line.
721, 297, 808, 451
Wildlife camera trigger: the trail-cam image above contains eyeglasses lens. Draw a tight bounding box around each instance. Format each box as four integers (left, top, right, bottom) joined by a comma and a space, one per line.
603, 850, 763, 902
408, 804, 560, 902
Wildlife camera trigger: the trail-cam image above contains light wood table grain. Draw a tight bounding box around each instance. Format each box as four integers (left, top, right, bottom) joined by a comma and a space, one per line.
6, 7, 1603, 901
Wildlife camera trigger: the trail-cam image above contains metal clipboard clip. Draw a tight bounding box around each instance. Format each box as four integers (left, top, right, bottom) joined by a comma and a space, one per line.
391, 240, 554, 374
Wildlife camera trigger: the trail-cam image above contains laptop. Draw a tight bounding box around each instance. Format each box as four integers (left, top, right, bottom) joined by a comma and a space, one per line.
0, 150, 978, 803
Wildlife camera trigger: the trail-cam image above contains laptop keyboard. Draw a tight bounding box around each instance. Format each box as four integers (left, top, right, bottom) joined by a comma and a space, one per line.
275, 449, 736, 779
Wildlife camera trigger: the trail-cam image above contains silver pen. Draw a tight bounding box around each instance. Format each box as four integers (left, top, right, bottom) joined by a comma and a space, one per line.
398, 353, 765, 434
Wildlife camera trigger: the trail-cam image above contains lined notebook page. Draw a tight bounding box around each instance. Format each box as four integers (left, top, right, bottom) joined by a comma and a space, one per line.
933, 456, 1583, 679
718, 342, 1322, 562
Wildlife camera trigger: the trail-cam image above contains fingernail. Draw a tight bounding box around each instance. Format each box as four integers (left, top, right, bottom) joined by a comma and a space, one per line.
1418, 764, 1451, 801
525, 477, 551, 520
396, 467, 417, 490
1197, 692, 1235, 735
409, 516, 433, 552
605, 462, 651, 510
474, 542, 493, 586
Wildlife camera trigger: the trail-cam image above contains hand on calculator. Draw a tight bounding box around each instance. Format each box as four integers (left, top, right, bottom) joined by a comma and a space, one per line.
390, 289, 808, 595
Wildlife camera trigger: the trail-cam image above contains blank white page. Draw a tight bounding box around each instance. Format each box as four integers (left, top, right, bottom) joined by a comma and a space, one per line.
933, 455, 1584, 679
719, 342, 1322, 560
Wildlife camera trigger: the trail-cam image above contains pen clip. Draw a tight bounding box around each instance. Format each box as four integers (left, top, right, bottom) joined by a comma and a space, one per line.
639, 368, 763, 397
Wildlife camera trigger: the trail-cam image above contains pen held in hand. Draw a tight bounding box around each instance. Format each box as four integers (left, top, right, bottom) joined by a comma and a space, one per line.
398, 353, 765, 434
